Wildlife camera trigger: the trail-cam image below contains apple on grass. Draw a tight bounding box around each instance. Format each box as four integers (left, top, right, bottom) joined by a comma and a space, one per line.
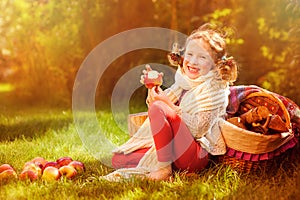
23, 162, 42, 176
42, 161, 60, 172
31, 157, 48, 168
42, 166, 61, 181
59, 165, 77, 179
68, 161, 85, 174
19, 170, 39, 181
56, 157, 73, 167
0, 169, 18, 181
0, 164, 14, 173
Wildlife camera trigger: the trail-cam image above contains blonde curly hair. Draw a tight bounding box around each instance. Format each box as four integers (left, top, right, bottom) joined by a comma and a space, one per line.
168, 24, 238, 84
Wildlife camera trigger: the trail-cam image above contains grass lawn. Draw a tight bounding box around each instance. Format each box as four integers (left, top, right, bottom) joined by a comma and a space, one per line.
0, 107, 299, 200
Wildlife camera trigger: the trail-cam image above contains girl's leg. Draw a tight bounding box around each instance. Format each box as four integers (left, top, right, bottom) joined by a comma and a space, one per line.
111, 148, 150, 169
148, 100, 208, 174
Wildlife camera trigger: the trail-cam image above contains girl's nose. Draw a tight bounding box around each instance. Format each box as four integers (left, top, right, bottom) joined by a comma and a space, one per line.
189, 56, 198, 65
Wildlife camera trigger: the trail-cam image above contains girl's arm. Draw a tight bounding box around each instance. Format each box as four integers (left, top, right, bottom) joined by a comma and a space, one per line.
182, 109, 219, 138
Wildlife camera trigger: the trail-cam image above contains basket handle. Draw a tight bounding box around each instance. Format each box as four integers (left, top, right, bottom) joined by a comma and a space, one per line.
244, 91, 291, 129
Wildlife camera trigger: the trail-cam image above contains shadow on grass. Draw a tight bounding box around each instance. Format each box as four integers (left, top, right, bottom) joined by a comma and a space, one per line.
0, 114, 73, 141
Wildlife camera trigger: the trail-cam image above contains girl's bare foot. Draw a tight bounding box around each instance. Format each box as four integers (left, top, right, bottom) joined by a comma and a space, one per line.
147, 165, 172, 181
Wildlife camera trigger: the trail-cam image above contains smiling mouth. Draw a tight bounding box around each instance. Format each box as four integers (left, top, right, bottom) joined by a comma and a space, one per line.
187, 66, 200, 73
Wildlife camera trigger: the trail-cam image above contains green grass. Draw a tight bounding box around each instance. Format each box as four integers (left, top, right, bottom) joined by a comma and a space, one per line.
0, 107, 299, 200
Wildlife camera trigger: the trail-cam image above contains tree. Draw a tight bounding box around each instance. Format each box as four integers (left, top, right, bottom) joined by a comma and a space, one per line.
259, 0, 300, 104
1, 0, 299, 107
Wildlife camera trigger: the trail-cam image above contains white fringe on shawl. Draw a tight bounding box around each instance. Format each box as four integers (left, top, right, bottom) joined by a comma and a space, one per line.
102, 68, 229, 181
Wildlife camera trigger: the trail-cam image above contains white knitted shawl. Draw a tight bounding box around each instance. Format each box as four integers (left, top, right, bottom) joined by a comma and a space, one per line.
168, 68, 229, 115
103, 68, 229, 181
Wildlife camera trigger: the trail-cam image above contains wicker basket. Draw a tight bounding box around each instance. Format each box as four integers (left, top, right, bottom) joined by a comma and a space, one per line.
127, 112, 148, 136
215, 148, 294, 174
218, 91, 295, 173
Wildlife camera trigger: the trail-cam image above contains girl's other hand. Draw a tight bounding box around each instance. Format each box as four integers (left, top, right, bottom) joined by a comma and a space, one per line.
147, 86, 160, 105
148, 87, 181, 114
148, 87, 167, 104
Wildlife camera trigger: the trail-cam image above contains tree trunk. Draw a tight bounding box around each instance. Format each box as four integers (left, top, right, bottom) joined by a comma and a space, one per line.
170, 0, 178, 47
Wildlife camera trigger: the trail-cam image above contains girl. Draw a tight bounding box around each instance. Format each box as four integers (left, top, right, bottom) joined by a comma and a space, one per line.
107, 24, 238, 181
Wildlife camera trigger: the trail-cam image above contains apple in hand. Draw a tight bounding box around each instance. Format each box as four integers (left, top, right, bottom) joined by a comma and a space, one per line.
0, 169, 18, 181
59, 165, 77, 179
42, 166, 61, 181
68, 161, 85, 174
56, 157, 73, 167
19, 170, 39, 181
144, 70, 163, 89
0, 164, 14, 173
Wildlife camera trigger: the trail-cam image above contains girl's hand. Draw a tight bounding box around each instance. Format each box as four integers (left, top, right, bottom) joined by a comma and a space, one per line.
147, 86, 161, 106
147, 87, 181, 114
148, 87, 165, 102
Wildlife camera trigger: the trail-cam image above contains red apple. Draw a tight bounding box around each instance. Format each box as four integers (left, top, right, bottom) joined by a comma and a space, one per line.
0, 164, 14, 173
19, 170, 39, 181
68, 161, 85, 174
42, 166, 61, 181
34, 162, 44, 170
59, 165, 77, 179
56, 157, 73, 167
31, 157, 48, 168
144, 70, 163, 89
23, 162, 42, 176
42, 161, 60, 172
0, 169, 17, 181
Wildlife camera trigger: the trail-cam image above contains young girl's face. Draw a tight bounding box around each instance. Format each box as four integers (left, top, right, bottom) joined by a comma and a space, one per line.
182, 39, 215, 79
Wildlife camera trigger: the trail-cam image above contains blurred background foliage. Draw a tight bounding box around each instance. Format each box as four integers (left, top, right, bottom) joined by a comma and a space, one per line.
0, 0, 299, 108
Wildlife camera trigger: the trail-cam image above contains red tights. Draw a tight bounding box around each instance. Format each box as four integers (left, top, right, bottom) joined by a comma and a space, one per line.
112, 100, 209, 172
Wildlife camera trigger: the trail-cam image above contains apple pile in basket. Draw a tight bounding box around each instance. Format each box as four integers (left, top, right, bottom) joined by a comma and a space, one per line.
0, 156, 85, 182
227, 105, 289, 135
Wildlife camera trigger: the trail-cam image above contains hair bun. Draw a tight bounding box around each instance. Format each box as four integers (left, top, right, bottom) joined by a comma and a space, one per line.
217, 56, 238, 83
167, 43, 184, 67
167, 53, 183, 67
